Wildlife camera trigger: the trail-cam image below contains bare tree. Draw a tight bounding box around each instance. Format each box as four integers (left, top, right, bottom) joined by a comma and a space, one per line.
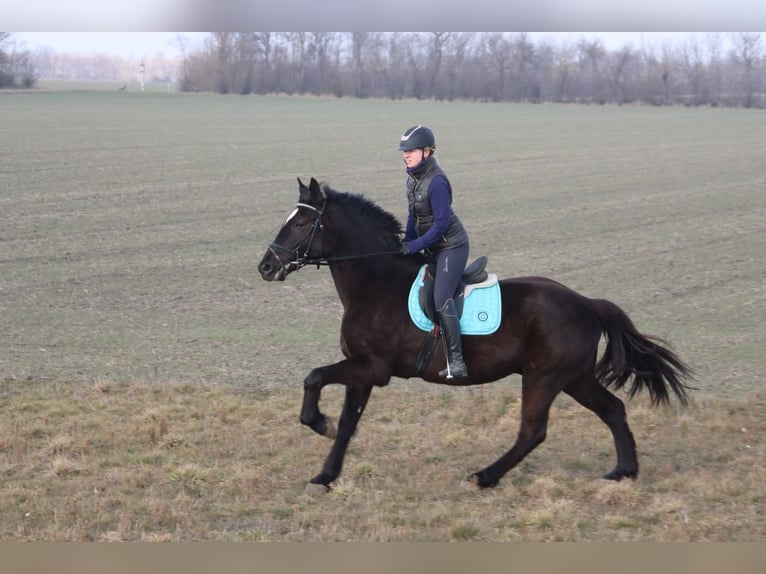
286, 32, 313, 93
536, 41, 558, 102
442, 32, 474, 101
578, 39, 607, 104
424, 32, 455, 99
346, 32, 389, 98
1, 32, 37, 88
311, 32, 338, 95
245, 32, 275, 94
678, 36, 708, 105
270, 35, 291, 94
404, 33, 428, 99
384, 33, 407, 100
210, 32, 235, 93
731, 32, 763, 108
350, 32, 371, 98
510, 33, 536, 101
608, 46, 636, 103
0, 33, 13, 87
232, 33, 257, 94
174, 33, 193, 91
705, 34, 724, 106
553, 42, 576, 102
485, 33, 511, 101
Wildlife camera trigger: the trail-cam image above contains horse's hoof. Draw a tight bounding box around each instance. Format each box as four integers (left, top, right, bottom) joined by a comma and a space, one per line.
459, 475, 481, 491
305, 482, 331, 496
467, 472, 499, 489
323, 417, 336, 439
603, 468, 638, 481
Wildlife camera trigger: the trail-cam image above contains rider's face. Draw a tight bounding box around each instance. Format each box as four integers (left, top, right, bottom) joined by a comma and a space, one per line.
403, 148, 429, 169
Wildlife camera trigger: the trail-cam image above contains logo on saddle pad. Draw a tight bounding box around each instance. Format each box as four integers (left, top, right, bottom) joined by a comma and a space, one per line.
407, 257, 502, 336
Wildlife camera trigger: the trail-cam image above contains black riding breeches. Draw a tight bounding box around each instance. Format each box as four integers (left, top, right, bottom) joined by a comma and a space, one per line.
433, 242, 469, 311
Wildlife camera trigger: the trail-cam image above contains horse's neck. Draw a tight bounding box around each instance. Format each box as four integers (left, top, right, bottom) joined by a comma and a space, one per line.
329, 258, 415, 309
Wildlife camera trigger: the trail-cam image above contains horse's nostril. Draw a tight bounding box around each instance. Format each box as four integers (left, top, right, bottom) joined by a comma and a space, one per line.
259, 262, 272, 275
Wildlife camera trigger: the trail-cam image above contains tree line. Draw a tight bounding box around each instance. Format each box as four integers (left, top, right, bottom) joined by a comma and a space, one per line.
6, 32, 765, 108
178, 32, 765, 108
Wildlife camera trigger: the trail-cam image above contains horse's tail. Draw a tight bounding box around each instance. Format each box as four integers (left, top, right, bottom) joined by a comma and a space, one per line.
589, 298, 695, 406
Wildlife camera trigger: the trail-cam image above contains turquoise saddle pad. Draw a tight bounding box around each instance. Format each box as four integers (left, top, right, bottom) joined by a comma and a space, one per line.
407, 265, 502, 335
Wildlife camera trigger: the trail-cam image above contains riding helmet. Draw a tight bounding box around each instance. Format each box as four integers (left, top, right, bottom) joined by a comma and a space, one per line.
398, 125, 436, 151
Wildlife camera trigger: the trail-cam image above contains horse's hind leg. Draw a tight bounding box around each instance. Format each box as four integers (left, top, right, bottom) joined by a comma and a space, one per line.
470, 374, 560, 488
564, 375, 638, 480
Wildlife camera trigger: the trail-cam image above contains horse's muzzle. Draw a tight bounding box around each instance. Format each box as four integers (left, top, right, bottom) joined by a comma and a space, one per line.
258, 260, 286, 281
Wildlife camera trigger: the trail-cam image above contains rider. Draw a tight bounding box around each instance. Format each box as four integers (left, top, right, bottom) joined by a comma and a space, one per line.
398, 125, 470, 379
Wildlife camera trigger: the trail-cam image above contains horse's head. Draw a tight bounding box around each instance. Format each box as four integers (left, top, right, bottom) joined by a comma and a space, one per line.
258, 177, 328, 281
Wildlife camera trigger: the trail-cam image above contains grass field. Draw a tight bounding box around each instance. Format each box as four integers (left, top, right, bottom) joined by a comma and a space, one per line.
1, 90, 764, 540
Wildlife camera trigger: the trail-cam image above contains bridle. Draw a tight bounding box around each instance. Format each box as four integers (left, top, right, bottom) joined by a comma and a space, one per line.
266, 197, 403, 279
266, 198, 327, 279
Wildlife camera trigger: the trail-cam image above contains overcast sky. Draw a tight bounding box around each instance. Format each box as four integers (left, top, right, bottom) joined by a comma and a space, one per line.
10, 31, 752, 60
14, 32, 208, 58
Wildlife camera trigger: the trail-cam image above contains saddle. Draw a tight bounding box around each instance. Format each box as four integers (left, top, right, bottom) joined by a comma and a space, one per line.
408, 256, 501, 376
408, 255, 501, 335
418, 256, 490, 323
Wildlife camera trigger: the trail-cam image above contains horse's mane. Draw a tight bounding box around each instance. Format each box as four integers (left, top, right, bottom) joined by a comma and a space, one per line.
322, 184, 403, 250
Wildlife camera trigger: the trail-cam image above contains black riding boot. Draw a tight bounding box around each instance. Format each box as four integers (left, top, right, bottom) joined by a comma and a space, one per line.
437, 298, 468, 379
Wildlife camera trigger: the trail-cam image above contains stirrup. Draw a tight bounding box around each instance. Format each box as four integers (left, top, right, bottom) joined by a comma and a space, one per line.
439, 362, 468, 379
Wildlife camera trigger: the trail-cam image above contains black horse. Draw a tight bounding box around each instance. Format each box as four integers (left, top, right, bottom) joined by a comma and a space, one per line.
258, 178, 693, 490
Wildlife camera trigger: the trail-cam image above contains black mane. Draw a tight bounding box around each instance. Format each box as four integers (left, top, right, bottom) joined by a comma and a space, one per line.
322, 184, 403, 250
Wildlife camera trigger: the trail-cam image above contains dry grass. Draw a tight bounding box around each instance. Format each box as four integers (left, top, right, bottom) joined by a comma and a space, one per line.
1, 378, 763, 541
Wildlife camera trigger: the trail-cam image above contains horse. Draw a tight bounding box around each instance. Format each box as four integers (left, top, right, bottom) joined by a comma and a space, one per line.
257, 177, 694, 491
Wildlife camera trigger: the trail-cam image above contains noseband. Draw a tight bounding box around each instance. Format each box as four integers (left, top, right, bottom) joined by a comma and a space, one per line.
267, 199, 326, 278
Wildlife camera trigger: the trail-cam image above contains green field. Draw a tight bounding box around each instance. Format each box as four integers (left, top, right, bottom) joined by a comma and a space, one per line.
2, 91, 764, 395
1, 91, 764, 540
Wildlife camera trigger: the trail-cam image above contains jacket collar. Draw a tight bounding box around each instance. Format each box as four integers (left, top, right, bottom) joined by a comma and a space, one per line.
406, 155, 435, 177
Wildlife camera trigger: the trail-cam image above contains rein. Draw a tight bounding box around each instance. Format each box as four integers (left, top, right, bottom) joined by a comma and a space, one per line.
302, 250, 402, 267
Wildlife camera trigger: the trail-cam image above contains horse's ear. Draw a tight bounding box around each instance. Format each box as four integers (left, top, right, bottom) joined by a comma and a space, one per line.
309, 177, 325, 202
298, 177, 310, 202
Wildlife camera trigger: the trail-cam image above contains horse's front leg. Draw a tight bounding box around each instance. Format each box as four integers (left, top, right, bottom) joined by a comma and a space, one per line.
298, 355, 389, 489
308, 386, 373, 489
300, 383, 335, 438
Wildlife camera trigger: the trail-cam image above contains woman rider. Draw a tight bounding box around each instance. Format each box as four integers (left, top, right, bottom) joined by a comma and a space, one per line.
398, 125, 470, 378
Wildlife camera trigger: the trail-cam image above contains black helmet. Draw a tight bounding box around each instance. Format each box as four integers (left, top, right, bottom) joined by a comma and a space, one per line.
398, 125, 436, 151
